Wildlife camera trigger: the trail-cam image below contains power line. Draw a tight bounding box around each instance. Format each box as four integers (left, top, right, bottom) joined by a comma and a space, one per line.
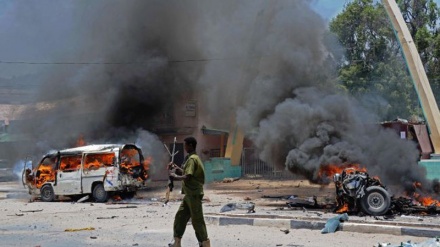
0, 57, 237, 65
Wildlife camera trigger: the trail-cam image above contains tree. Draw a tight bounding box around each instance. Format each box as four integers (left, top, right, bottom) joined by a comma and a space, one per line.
329, 0, 440, 120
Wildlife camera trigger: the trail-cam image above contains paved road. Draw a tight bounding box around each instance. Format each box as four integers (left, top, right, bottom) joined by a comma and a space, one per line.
0, 181, 436, 247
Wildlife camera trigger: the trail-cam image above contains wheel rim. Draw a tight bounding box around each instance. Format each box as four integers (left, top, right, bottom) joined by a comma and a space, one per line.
96, 187, 104, 199
367, 192, 384, 209
42, 187, 53, 200
94, 185, 107, 201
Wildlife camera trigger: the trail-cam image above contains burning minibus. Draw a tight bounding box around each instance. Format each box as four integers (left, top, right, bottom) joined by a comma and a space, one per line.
22, 144, 149, 202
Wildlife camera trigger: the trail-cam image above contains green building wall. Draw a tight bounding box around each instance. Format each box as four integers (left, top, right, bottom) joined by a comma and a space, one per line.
419, 159, 440, 180
203, 157, 241, 183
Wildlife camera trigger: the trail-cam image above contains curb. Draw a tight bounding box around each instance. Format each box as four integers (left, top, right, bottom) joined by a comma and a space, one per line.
204, 215, 440, 238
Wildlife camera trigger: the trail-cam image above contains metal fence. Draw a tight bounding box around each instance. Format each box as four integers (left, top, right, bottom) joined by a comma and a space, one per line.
240, 148, 296, 179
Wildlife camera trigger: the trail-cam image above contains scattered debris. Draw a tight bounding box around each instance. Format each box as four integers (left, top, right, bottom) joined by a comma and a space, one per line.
7, 213, 24, 217
107, 205, 138, 209
312, 211, 322, 217
321, 213, 348, 234
77, 195, 89, 203
106, 202, 145, 205
97, 216, 118, 219
400, 215, 424, 221
262, 195, 296, 200
220, 202, 255, 213
376, 237, 440, 247
64, 227, 95, 232
287, 196, 319, 209
377, 243, 391, 247
19, 209, 43, 213
222, 177, 240, 183
280, 229, 290, 234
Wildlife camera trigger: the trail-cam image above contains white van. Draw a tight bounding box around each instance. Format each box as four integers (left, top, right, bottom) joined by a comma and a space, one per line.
23, 144, 149, 202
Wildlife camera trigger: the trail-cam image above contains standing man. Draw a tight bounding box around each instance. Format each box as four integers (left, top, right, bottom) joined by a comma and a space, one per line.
168, 137, 210, 247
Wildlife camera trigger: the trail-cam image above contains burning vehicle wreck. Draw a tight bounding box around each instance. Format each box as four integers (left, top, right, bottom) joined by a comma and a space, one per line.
22, 144, 149, 202
333, 168, 391, 216
283, 166, 440, 217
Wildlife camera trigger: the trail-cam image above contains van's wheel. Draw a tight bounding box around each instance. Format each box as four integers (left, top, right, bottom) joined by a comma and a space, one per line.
360, 186, 391, 216
40, 185, 55, 202
92, 183, 108, 202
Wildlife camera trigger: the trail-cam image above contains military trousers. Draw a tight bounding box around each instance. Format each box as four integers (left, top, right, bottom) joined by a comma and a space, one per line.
173, 194, 208, 242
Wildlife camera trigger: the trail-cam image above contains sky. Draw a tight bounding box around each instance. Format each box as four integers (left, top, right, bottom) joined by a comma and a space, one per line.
311, 0, 346, 22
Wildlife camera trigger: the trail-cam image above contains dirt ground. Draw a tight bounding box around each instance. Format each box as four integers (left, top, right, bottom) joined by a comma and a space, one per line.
206, 178, 334, 201
158, 177, 336, 210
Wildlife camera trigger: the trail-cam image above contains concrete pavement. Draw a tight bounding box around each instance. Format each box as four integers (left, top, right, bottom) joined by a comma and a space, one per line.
205, 211, 440, 238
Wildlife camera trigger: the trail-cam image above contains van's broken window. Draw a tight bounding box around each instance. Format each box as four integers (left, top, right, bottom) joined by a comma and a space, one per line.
59, 155, 82, 172
84, 153, 115, 171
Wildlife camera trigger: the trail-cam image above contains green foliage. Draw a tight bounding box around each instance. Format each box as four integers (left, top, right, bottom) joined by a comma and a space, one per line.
329, 0, 440, 121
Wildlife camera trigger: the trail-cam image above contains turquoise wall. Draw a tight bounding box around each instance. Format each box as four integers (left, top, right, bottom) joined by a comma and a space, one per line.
419, 159, 440, 180
204, 157, 241, 182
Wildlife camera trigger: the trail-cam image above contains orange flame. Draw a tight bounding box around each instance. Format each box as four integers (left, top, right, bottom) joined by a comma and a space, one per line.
412, 186, 440, 206
318, 164, 367, 180
414, 193, 440, 206
35, 165, 56, 188
336, 203, 349, 213
120, 149, 141, 174
143, 156, 151, 171
413, 182, 422, 189
84, 153, 115, 170
76, 134, 86, 147
60, 155, 82, 171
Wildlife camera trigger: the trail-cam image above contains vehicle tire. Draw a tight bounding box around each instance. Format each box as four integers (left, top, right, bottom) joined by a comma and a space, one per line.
92, 183, 108, 203
360, 186, 391, 216
40, 185, 55, 202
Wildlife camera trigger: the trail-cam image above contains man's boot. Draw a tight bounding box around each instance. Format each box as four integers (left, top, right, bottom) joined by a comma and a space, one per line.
168, 237, 181, 247
200, 239, 211, 247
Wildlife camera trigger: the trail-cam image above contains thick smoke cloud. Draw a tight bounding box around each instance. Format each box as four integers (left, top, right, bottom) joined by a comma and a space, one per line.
0, 0, 434, 195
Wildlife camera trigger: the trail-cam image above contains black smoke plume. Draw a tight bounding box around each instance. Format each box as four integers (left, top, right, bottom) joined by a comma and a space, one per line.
0, 0, 435, 196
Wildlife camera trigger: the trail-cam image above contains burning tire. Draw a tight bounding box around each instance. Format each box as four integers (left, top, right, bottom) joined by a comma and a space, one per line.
360, 186, 390, 216
40, 185, 55, 202
92, 183, 108, 202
